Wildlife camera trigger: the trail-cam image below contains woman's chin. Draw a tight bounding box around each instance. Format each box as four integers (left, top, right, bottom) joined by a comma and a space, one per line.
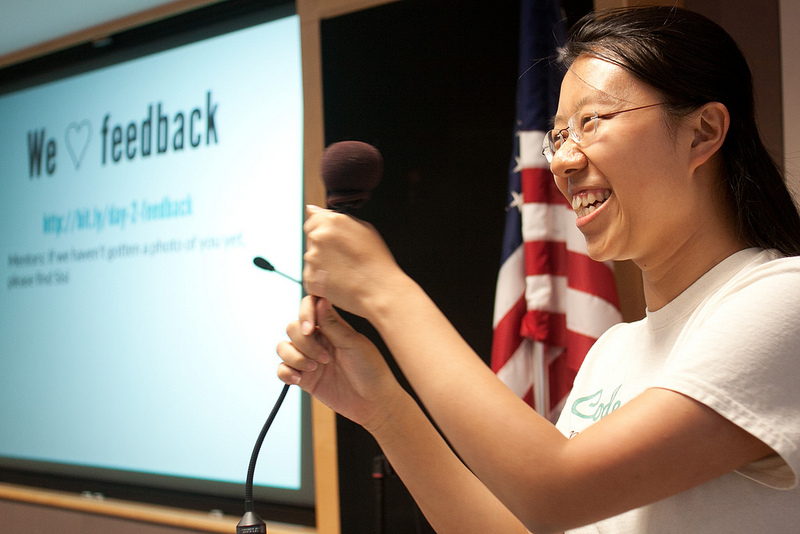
583, 238, 620, 263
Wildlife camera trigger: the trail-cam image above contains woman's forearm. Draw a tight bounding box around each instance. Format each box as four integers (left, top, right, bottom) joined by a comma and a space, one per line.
369, 387, 531, 534
365, 273, 568, 529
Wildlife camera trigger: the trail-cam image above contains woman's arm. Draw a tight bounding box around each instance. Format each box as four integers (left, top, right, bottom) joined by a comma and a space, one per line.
362, 271, 772, 531
278, 297, 531, 534
297, 208, 773, 532
368, 375, 532, 534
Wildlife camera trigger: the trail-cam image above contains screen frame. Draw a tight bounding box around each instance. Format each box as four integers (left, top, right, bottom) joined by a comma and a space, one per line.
0, 0, 316, 525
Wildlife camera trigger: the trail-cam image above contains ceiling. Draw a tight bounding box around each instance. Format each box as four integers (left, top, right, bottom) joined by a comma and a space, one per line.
0, 0, 177, 59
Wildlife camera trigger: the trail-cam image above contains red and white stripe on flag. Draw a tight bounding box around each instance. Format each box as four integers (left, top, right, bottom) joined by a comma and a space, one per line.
492, 130, 622, 420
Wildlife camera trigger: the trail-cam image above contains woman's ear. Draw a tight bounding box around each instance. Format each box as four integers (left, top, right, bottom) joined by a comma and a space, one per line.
689, 102, 729, 172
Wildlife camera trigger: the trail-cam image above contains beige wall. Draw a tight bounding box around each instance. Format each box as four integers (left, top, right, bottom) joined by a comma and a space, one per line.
685, 0, 784, 166
781, 0, 800, 201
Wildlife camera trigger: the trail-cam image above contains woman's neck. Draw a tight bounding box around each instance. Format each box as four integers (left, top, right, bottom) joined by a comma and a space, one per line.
639, 234, 747, 311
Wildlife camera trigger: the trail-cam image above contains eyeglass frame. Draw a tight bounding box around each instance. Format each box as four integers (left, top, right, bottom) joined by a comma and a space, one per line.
541, 102, 665, 163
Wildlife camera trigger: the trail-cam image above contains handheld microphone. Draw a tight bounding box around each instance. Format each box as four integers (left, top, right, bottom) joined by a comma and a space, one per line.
239, 141, 382, 533
321, 141, 383, 212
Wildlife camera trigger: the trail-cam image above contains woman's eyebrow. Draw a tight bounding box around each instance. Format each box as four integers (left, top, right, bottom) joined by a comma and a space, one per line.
552, 92, 625, 126
553, 95, 593, 126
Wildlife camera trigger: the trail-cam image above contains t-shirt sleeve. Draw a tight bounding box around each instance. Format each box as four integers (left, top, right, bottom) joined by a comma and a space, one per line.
654, 259, 800, 490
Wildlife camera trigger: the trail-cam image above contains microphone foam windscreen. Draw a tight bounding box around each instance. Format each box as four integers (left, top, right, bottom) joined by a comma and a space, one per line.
321, 141, 383, 210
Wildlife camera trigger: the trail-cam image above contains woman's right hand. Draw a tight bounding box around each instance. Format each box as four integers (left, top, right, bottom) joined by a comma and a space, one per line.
276, 295, 403, 431
303, 205, 407, 321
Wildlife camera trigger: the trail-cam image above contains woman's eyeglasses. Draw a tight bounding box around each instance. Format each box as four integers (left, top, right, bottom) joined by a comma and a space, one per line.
542, 102, 664, 163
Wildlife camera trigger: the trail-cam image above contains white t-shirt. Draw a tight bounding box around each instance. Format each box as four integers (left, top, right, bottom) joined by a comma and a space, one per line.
556, 248, 800, 533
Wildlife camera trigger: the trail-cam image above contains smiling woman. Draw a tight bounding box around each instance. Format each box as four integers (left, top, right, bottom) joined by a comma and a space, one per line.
548, 54, 730, 276
276, 6, 800, 534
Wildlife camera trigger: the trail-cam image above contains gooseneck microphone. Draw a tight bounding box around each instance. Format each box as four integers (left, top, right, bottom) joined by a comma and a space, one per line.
237, 384, 289, 534
239, 141, 382, 533
252, 257, 302, 284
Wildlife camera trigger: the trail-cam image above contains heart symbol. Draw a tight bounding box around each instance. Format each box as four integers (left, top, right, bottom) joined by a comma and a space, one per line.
65, 120, 92, 169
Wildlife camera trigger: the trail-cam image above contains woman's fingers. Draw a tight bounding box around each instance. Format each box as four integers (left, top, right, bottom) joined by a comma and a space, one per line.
285, 317, 331, 366
298, 294, 318, 336
300, 295, 335, 365
275, 330, 329, 390
276, 362, 302, 386
276, 338, 319, 372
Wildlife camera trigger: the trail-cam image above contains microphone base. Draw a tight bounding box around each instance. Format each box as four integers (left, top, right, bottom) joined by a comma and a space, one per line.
237, 511, 267, 533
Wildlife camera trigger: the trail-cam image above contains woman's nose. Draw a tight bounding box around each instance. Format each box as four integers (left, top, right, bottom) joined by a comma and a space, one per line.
549, 139, 588, 178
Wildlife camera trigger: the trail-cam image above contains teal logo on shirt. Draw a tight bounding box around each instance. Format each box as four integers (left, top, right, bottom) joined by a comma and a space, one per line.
571, 384, 622, 421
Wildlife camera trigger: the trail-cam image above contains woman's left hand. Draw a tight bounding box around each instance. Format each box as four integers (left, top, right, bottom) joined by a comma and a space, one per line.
277, 296, 404, 431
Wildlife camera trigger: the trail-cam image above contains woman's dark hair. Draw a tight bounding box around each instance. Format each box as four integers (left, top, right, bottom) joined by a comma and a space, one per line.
564, 6, 800, 256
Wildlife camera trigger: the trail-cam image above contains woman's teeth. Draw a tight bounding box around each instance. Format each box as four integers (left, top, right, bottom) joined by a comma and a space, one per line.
571, 190, 611, 217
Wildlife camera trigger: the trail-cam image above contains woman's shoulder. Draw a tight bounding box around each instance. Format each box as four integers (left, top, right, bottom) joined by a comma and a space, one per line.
721, 248, 800, 296
736, 248, 800, 275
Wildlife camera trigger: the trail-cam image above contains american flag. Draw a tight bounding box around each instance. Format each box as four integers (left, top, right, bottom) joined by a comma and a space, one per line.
491, 0, 622, 420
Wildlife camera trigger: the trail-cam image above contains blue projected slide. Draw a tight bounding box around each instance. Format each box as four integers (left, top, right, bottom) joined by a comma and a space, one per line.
0, 14, 306, 499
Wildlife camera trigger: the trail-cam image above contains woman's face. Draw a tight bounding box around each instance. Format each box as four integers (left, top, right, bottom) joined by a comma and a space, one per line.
550, 55, 698, 267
